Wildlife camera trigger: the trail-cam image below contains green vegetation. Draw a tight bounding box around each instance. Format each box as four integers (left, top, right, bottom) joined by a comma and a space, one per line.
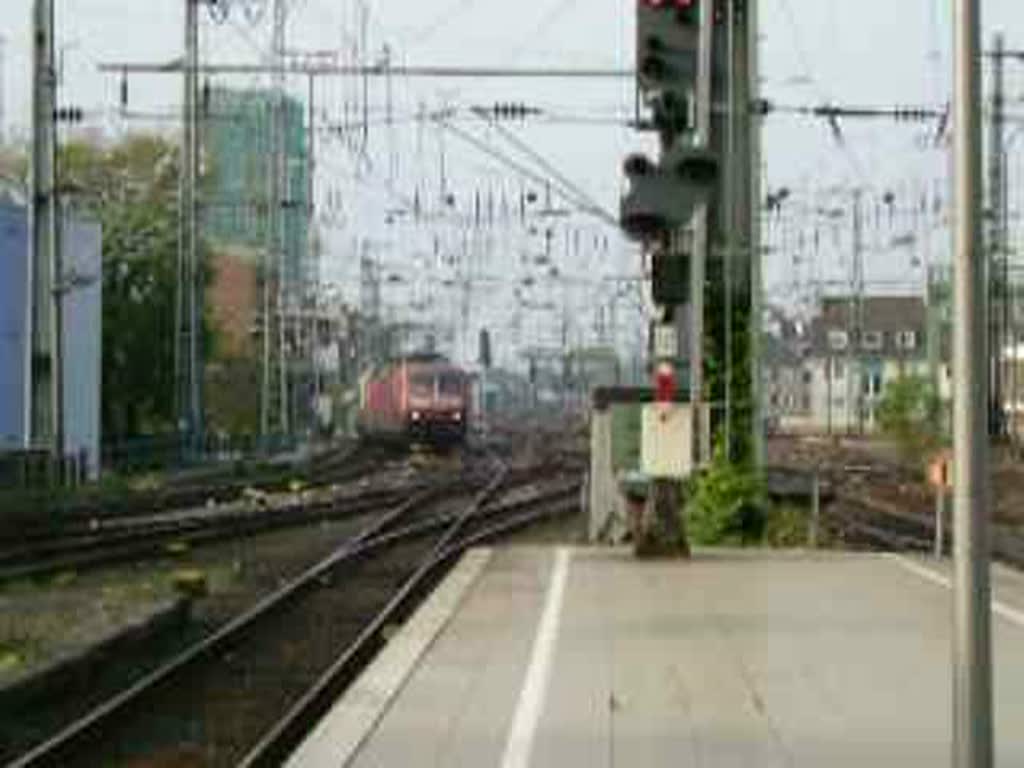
761, 503, 810, 548
684, 445, 765, 546
876, 374, 946, 468
0, 640, 28, 675
63, 136, 218, 439
4, 136, 219, 443
683, 444, 815, 548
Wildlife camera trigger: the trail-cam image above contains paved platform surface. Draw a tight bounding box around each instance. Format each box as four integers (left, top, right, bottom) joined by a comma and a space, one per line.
300, 548, 1024, 767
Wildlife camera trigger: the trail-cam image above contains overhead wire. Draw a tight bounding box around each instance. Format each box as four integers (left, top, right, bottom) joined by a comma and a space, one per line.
438, 116, 619, 228
503, 0, 583, 65
398, 0, 487, 53
776, 0, 870, 184
475, 110, 619, 226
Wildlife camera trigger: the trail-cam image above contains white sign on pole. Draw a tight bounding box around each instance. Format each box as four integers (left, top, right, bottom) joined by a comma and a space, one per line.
653, 323, 678, 360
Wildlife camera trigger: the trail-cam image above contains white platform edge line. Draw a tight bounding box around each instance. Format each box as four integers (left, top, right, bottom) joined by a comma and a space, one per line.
886, 554, 1024, 628
500, 546, 572, 768
285, 547, 495, 768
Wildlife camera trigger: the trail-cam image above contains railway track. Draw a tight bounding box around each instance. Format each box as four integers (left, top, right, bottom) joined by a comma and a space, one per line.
0, 439, 516, 584
3, 459, 582, 767
0, 484, 419, 585
0, 441, 404, 545
823, 490, 1024, 569
0, 441, 430, 583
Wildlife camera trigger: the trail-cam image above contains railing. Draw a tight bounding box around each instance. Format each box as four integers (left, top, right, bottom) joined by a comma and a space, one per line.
0, 449, 91, 491
100, 431, 301, 475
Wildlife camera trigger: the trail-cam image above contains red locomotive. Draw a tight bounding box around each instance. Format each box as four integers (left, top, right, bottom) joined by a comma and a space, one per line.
357, 354, 470, 444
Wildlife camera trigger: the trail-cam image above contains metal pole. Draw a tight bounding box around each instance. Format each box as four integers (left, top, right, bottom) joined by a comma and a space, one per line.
689, 217, 706, 443
748, 0, 765, 471
722, 0, 737, 461
307, 73, 318, 437
0, 35, 7, 145
274, 0, 290, 438
809, 471, 820, 548
1001, 140, 1012, 441
29, 0, 61, 461
827, 355, 833, 435
260, 96, 271, 439
188, 0, 202, 454
687, 0, 714, 466
952, 1, 994, 765
855, 191, 865, 435
989, 34, 1005, 437
177, 0, 200, 455
848, 190, 863, 436
928, 265, 942, 401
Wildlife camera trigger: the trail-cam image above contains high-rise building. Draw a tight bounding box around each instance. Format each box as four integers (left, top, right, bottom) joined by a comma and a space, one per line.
204, 86, 312, 287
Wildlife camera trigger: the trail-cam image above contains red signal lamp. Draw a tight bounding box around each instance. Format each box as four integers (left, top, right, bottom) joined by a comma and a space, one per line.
654, 362, 676, 404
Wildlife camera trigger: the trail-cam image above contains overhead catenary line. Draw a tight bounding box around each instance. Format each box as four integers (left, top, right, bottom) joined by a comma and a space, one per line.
437, 117, 619, 228
472, 107, 618, 227
98, 60, 633, 78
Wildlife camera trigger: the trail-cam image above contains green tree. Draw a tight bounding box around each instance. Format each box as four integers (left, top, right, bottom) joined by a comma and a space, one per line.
876, 374, 945, 467
59, 135, 213, 439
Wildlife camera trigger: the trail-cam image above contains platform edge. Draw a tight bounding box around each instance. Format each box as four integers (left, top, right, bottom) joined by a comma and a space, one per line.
285, 546, 495, 768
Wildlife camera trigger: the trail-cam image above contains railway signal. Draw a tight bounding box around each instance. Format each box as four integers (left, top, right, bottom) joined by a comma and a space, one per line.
622, 0, 719, 243
637, 0, 702, 140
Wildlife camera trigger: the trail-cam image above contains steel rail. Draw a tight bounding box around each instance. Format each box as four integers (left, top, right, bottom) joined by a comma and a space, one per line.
4, 467, 511, 767
0, 484, 419, 584
239, 476, 580, 767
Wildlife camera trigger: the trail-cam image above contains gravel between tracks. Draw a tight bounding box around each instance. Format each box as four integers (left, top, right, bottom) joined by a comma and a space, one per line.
0, 488, 408, 763
3, 461, 582, 767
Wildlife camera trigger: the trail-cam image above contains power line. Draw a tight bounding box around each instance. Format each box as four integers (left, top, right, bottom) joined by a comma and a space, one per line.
774, 0, 869, 183
98, 60, 633, 78
438, 116, 618, 228
474, 108, 618, 227
400, 0, 487, 52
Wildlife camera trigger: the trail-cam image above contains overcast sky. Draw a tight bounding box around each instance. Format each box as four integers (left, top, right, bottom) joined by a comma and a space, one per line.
2, 1, 1024, 360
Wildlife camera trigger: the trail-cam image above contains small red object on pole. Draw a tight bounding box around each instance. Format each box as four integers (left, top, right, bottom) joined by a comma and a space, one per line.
654, 362, 676, 405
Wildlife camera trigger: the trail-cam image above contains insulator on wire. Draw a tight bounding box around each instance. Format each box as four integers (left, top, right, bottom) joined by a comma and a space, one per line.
207, 0, 231, 24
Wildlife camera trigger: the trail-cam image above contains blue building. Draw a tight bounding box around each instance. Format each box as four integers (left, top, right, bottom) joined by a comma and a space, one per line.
0, 200, 102, 477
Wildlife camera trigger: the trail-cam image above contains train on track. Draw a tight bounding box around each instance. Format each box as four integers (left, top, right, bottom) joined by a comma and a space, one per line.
357, 354, 471, 445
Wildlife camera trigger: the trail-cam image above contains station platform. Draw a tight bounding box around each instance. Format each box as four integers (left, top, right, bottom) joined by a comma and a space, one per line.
289, 547, 1024, 767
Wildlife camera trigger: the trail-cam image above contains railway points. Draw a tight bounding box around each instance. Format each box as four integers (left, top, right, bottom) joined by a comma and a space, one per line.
1, 447, 584, 766
5, 1, 1023, 766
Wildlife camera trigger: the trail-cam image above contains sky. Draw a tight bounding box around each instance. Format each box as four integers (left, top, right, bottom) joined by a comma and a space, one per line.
2, 0, 1024, 362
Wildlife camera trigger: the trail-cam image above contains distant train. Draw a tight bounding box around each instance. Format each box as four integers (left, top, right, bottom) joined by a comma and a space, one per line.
357, 355, 470, 444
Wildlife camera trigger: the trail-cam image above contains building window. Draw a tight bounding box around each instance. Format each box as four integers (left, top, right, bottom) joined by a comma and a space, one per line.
828, 330, 849, 351
862, 331, 883, 351
803, 369, 813, 384
896, 331, 918, 351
